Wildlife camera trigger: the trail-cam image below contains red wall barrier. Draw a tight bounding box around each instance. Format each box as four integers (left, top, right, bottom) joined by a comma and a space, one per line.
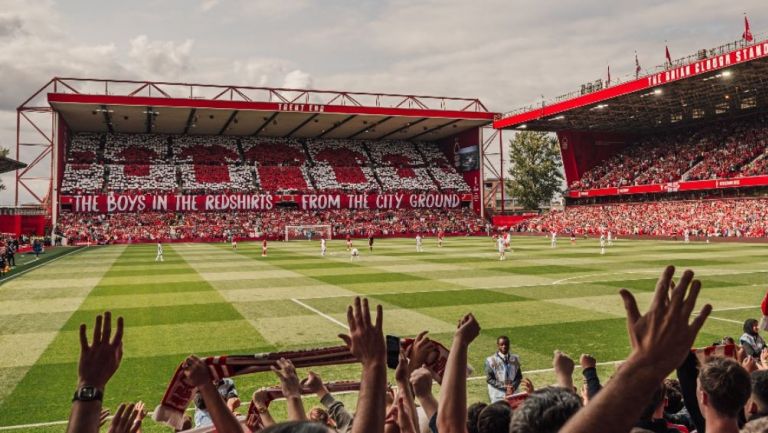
567, 175, 768, 198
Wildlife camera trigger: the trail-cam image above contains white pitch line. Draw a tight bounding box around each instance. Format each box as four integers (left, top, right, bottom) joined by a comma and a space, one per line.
0, 420, 68, 431
467, 359, 624, 381
706, 316, 744, 324
0, 246, 87, 286
708, 305, 759, 313
291, 298, 349, 329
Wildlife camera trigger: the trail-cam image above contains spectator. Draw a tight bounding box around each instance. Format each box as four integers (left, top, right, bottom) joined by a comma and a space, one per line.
748, 370, 768, 422
741, 319, 766, 359
192, 377, 240, 427
484, 335, 522, 402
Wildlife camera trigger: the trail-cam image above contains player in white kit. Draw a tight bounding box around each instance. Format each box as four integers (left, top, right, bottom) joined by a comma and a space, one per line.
155, 241, 164, 262
684, 229, 690, 244
497, 236, 506, 261
607, 231, 613, 246
550, 231, 557, 248
321, 237, 327, 256
599, 234, 606, 255
350, 247, 360, 260
416, 234, 423, 252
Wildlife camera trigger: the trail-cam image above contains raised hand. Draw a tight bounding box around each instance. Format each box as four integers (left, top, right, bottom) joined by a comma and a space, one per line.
455, 313, 480, 346
134, 401, 147, 422
302, 371, 327, 396
553, 350, 575, 390
271, 358, 306, 421
107, 403, 141, 433
98, 409, 110, 427
181, 355, 211, 388
342, 297, 387, 433
252, 388, 271, 408
78, 311, 124, 390
409, 366, 433, 398
580, 354, 597, 369
619, 266, 711, 373
743, 356, 758, 374
408, 331, 436, 372
395, 350, 410, 384
521, 377, 535, 394
338, 297, 385, 365
271, 358, 302, 398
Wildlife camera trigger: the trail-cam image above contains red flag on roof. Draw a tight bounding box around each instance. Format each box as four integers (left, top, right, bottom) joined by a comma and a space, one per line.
743, 16, 754, 42
665, 45, 672, 66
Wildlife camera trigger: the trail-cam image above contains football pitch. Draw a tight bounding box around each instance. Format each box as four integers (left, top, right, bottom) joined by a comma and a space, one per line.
0, 236, 767, 432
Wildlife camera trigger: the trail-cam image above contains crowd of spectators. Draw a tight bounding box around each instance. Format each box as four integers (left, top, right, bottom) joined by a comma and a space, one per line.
518, 198, 768, 238
571, 115, 768, 190
66, 267, 768, 433
58, 207, 484, 243
60, 133, 471, 195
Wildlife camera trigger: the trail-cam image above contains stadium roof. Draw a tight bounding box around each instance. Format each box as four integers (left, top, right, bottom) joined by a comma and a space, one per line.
39, 78, 496, 141
494, 38, 768, 134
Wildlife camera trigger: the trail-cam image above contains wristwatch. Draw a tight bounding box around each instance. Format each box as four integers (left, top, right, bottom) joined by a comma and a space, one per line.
73, 386, 103, 402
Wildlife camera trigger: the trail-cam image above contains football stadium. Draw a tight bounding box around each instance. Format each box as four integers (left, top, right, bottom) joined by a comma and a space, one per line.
1, 9, 768, 433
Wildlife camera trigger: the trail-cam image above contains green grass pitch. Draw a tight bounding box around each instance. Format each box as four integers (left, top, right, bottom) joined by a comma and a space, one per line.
0, 236, 766, 432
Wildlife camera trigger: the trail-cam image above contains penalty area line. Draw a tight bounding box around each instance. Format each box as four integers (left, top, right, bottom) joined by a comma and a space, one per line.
290, 298, 349, 329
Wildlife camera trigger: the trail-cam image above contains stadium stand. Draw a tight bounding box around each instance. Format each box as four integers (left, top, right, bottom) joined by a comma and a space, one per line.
61, 133, 471, 195
517, 198, 768, 238
570, 115, 768, 190
61, 164, 105, 194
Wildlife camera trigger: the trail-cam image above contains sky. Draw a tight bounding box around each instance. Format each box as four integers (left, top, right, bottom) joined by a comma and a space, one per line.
0, 0, 766, 205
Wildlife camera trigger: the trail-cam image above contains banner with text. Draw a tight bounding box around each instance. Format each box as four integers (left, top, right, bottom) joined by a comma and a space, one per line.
567, 175, 768, 198
60, 193, 472, 213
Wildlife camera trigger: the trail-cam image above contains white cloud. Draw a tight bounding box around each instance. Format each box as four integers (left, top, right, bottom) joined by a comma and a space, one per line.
199, 0, 220, 12
282, 70, 313, 89
128, 35, 194, 78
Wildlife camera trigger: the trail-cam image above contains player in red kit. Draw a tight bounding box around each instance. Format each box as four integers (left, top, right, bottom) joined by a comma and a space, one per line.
261, 239, 268, 257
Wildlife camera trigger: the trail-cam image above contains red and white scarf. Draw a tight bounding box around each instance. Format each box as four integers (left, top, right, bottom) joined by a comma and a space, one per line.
153, 346, 356, 430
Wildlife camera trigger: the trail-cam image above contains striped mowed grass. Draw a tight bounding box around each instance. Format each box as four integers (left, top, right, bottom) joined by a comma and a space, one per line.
0, 236, 766, 432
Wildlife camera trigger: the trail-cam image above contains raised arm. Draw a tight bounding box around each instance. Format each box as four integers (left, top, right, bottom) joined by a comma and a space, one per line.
304, 371, 354, 433
271, 358, 307, 421
183, 355, 243, 433
66, 312, 124, 433
338, 297, 387, 433
410, 366, 438, 419
438, 313, 481, 433
395, 351, 419, 433
579, 354, 602, 401
553, 350, 575, 390
559, 266, 711, 433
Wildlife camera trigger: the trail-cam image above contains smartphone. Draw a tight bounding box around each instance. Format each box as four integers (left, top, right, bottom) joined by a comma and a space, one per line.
386, 335, 401, 369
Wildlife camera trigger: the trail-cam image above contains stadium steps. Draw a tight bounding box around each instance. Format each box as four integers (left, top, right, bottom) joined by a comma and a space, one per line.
101, 164, 109, 193
680, 156, 705, 181
97, 133, 107, 164
298, 140, 319, 190
300, 140, 315, 165
413, 143, 444, 192
360, 141, 385, 190
235, 138, 247, 163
